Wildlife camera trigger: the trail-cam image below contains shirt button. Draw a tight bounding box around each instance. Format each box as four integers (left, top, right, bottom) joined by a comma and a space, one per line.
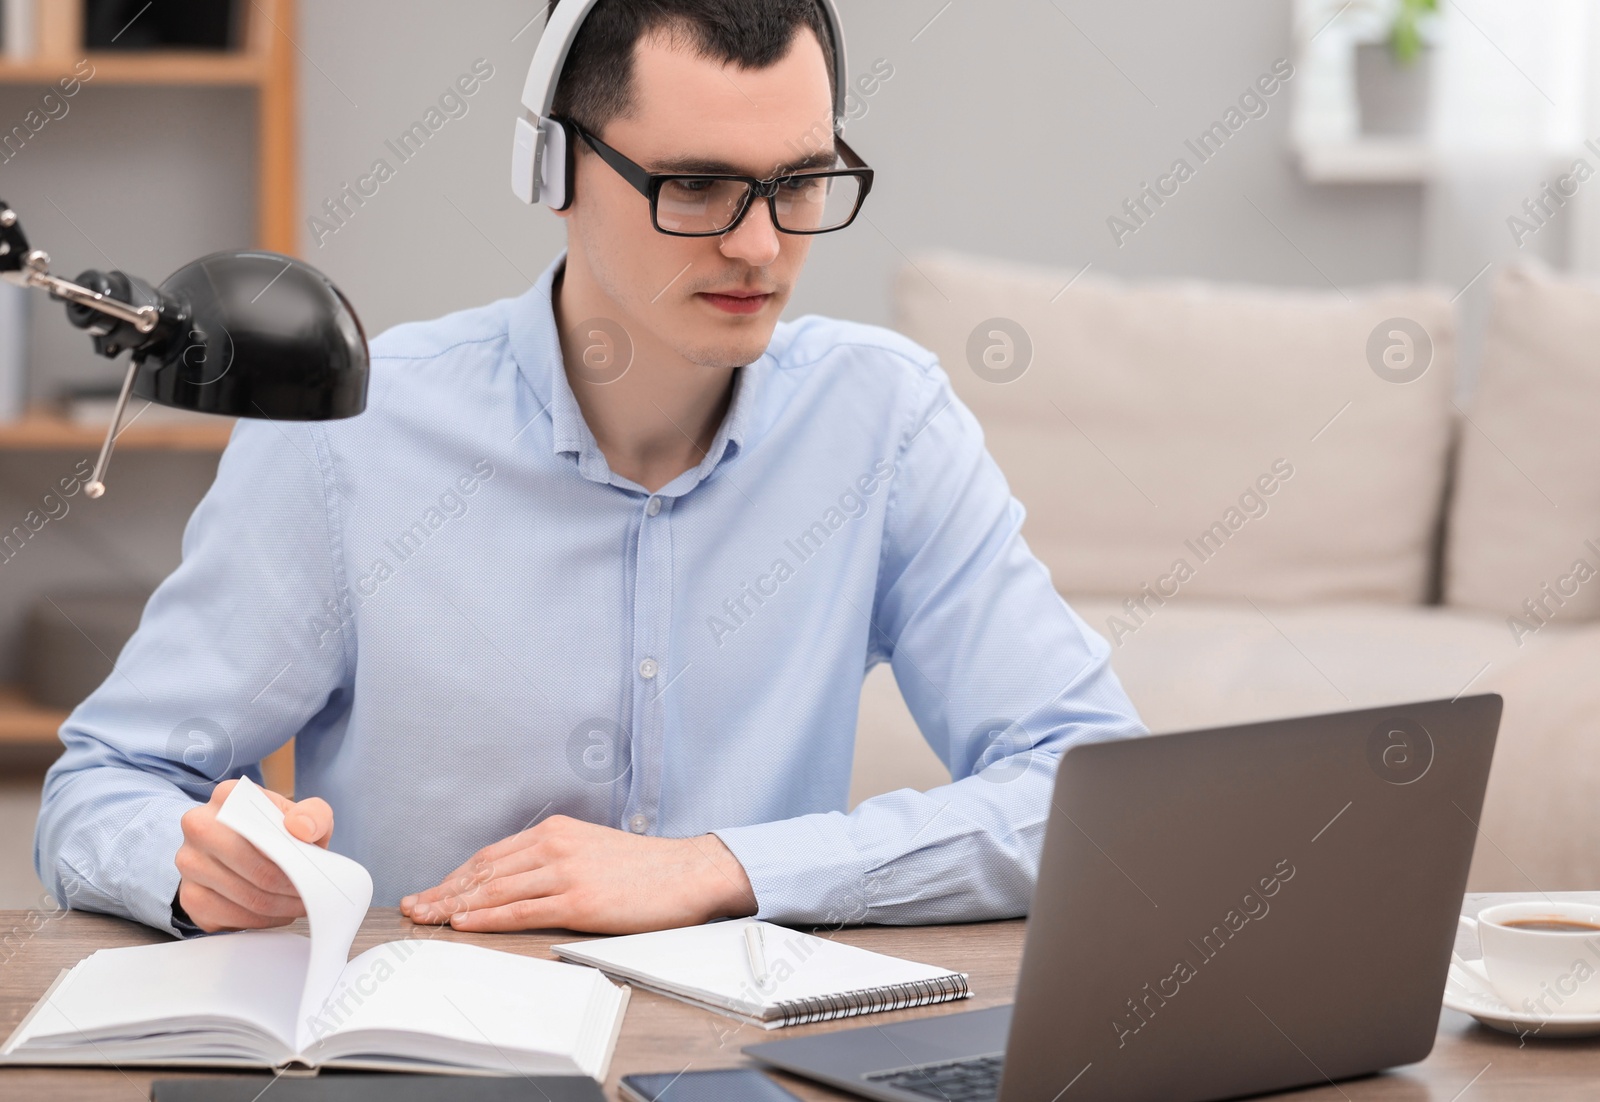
629, 814, 650, 834
646, 496, 662, 516
638, 657, 658, 679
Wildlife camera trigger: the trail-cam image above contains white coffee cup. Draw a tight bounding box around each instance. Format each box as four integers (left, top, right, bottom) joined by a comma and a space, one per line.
1457, 901, 1600, 1017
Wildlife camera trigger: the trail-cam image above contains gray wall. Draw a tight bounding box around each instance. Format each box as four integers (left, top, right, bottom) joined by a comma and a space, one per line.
296, 0, 1427, 333
0, 0, 1434, 683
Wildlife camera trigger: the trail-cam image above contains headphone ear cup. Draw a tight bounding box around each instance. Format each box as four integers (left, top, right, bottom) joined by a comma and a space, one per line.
511, 116, 540, 204
549, 118, 579, 212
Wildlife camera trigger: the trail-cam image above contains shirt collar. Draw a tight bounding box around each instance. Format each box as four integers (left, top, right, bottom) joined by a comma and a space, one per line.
508, 248, 764, 493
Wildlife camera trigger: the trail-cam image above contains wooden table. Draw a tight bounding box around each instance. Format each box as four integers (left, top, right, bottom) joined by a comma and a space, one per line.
2, 906, 1599, 1100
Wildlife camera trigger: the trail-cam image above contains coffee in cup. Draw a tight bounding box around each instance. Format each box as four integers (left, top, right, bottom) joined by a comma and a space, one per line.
1457, 901, 1600, 1017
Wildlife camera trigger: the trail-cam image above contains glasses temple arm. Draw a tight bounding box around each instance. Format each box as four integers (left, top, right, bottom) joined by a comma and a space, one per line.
568, 121, 656, 202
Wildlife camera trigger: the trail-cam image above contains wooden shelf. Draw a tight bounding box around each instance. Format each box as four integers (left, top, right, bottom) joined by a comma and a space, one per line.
0, 51, 266, 86
0, 410, 234, 452
0, 682, 293, 792
1296, 139, 1433, 183
0, 684, 65, 747
0, 0, 298, 252
1296, 139, 1584, 184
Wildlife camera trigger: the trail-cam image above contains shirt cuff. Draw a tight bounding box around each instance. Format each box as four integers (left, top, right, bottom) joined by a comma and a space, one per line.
50, 793, 196, 938
169, 889, 206, 938
711, 811, 873, 927
122, 798, 193, 938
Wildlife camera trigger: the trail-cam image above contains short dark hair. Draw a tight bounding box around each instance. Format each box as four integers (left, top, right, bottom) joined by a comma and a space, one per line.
547, 0, 837, 141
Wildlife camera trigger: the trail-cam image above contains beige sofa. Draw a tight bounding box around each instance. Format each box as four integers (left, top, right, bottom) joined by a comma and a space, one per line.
848, 252, 1600, 893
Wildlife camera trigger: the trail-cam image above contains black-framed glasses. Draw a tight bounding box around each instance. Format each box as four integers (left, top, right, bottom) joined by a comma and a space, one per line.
563, 117, 875, 237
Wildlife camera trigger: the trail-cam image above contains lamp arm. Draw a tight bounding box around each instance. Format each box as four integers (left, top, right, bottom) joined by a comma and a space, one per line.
0, 197, 26, 272
1, 197, 185, 497
10, 255, 162, 334
1, 199, 180, 350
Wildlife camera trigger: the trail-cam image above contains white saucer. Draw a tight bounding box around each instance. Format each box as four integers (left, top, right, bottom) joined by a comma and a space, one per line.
1444, 958, 1600, 1038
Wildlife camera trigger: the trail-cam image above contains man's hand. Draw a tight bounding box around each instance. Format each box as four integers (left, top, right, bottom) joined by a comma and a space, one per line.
175, 779, 334, 933
399, 816, 757, 934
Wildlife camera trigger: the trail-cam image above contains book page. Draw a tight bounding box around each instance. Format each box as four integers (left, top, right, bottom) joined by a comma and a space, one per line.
306, 940, 622, 1076
0, 930, 306, 1060
215, 777, 373, 1053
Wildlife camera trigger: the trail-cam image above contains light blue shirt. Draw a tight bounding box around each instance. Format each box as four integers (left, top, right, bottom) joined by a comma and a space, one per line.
35, 249, 1145, 937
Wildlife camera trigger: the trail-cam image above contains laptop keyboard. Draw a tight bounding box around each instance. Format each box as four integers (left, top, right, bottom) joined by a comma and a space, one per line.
864, 1053, 1004, 1101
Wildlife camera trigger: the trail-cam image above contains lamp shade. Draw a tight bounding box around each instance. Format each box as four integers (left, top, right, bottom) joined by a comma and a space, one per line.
132, 250, 369, 420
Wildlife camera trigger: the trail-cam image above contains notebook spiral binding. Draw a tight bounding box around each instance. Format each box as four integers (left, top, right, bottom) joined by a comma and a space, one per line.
768, 972, 971, 1027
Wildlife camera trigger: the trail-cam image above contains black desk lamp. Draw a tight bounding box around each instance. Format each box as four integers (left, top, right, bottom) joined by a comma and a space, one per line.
0, 197, 369, 496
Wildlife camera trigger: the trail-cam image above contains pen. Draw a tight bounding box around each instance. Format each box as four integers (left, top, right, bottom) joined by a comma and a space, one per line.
745, 922, 769, 987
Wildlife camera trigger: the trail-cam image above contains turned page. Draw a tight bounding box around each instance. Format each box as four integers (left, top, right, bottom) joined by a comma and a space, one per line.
215, 777, 373, 1054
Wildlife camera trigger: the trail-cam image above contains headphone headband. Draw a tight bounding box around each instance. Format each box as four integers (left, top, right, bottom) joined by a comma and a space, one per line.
512, 0, 850, 207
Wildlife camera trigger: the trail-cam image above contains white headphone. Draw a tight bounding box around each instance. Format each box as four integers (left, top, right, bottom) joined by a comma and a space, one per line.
511, 0, 851, 208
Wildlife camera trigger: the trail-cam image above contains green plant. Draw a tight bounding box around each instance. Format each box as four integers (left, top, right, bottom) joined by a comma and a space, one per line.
1389, 0, 1438, 65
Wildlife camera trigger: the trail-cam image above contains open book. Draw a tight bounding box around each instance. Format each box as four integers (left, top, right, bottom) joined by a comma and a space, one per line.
1, 777, 629, 1077
553, 917, 969, 1029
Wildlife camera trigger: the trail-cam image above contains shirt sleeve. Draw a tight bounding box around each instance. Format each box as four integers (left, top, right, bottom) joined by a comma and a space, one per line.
713, 357, 1148, 925
33, 418, 354, 937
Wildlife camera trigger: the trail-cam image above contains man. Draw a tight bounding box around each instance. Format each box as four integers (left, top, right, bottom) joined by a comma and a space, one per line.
35, 0, 1144, 938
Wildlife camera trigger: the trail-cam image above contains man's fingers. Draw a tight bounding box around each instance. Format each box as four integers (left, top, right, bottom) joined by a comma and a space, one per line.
404, 874, 480, 914
472, 830, 536, 864
475, 818, 568, 863
176, 846, 306, 920
246, 786, 334, 848
400, 818, 573, 913
185, 815, 298, 897
180, 881, 297, 933
404, 854, 498, 911
259, 785, 295, 812
402, 879, 457, 913
410, 868, 560, 923
284, 796, 334, 847
402, 846, 549, 914
177, 783, 337, 931
406, 859, 480, 908
446, 894, 567, 934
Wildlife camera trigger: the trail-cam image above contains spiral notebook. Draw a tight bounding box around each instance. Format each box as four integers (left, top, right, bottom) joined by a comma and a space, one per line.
551, 918, 969, 1029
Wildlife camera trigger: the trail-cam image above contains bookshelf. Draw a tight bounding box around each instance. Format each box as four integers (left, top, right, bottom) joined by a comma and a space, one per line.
0, 50, 263, 85
0, 410, 234, 451
0, 684, 64, 745
0, 0, 299, 252
0, 1, 299, 793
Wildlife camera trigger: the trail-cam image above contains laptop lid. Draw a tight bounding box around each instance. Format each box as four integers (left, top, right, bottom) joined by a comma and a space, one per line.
1000, 693, 1501, 1102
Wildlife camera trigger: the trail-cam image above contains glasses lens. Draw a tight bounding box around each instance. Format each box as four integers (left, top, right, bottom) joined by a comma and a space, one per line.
656, 177, 753, 234
774, 173, 863, 232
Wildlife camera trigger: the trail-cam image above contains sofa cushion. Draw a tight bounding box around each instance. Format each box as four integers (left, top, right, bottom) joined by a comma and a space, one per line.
1062, 596, 1535, 734
850, 598, 1597, 889
1068, 594, 1600, 891
850, 598, 1528, 809
1446, 263, 1600, 628
892, 250, 1458, 606
1469, 623, 1600, 891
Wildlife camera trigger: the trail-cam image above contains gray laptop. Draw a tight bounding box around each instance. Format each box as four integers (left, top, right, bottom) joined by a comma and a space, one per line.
745, 694, 1502, 1102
